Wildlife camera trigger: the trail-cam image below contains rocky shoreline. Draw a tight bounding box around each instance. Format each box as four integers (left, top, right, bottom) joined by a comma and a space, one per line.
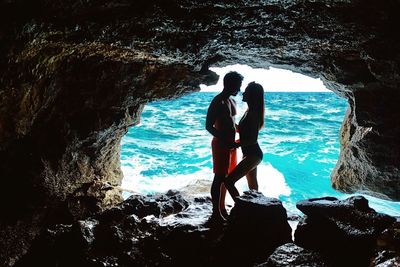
8, 190, 399, 267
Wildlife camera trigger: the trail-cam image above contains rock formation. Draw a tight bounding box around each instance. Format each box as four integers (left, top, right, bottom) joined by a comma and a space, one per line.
294, 196, 396, 266
256, 243, 328, 267
1, 0, 400, 265
12, 190, 293, 267
9, 191, 398, 267
219, 191, 292, 266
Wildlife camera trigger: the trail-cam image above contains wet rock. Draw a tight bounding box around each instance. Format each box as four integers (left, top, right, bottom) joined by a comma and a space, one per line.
12, 191, 294, 267
13, 223, 90, 267
377, 220, 400, 253
148, 189, 190, 217
219, 191, 292, 266
372, 251, 400, 267
296, 196, 396, 235
372, 220, 400, 267
76, 218, 99, 250
0, 214, 45, 267
149, 224, 215, 267
295, 196, 396, 266
102, 189, 190, 221
14, 191, 207, 267
257, 243, 328, 267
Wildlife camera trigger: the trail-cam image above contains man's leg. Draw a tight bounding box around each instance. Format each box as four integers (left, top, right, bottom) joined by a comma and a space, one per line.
219, 148, 237, 216
210, 138, 231, 221
219, 183, 227, 211
211, 174, 225, 218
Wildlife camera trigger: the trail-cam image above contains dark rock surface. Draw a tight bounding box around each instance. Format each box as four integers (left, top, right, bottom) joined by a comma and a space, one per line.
218, 191, 292, 266
372, 219, 400, 267
13, 190, 192, 267
377, 219, 400, 253
12, 190, 293, 267
372, 251, 400, 267
294, 196, 397, 266
5, 192, 399, 267
256, 243, 327, 267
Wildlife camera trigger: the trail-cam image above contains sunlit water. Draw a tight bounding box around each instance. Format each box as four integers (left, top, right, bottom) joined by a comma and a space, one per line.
120, 92, 400, 216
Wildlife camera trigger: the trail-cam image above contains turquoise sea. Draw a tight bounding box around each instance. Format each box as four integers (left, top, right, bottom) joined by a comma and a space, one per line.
120, 92, 400, 216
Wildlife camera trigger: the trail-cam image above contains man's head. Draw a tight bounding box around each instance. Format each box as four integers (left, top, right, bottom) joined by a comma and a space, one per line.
223, 71, 243, 96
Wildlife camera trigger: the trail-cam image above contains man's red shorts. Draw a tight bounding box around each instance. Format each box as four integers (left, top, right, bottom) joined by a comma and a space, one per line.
211, 138, 237, 175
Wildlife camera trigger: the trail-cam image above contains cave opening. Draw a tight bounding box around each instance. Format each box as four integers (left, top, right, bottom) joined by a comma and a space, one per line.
120, 65, 400, 216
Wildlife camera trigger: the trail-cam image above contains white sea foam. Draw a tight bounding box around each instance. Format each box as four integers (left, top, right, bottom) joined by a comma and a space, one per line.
121, 156, 291, 208
272, 149, 295, 156
121, 160, 214, 198
295, 153, 310, 162
319, 145, 339, 154
255, 163, 291, 197
223, 163, 291, 206
315, 158, 336, 164
267, 135, 311, 145
325, 108, 342, 114
299, 115, 313, 120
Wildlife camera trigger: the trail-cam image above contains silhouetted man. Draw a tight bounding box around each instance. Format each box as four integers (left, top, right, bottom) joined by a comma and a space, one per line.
206, 71, 243, 223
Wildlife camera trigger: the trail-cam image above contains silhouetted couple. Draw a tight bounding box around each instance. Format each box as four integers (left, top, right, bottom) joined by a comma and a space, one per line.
206, 71, 264, 224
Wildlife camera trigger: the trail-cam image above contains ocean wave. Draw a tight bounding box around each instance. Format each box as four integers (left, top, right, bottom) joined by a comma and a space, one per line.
121, 161, 291, 207
120, 92, 400, 216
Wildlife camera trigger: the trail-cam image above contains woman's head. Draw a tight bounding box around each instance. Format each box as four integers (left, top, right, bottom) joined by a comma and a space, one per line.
243, 82, 265, 129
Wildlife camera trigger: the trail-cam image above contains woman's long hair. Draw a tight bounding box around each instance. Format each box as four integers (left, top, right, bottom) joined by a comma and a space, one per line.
246, 82, 265, 129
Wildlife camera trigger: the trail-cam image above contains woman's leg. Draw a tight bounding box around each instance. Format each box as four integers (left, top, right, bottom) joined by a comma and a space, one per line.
225, 155, 261, 201
246, 167, 258, 191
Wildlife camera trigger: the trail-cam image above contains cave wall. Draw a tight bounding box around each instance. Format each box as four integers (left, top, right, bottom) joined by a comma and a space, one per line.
0, 39, 215, 220
1, 0, 400, 221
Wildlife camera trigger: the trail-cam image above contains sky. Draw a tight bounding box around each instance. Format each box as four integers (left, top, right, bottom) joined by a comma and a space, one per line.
200, 64, 330, 92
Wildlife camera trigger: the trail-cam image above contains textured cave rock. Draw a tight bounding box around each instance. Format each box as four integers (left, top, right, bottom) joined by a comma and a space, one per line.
219, 191, 292, 266
0, 40, 212, 217
1, 0, 400, 264
294, 196, 396, 266
257, 243, 327, 267
13, 191, 293, 267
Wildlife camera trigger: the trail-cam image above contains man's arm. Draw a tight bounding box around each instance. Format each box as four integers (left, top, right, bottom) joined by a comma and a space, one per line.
206, 100, 221, 138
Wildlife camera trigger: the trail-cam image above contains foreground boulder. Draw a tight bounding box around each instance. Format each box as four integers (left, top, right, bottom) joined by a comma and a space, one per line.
257, 243, 327, 267
294, 196, 396, 266
218, 191, 293, 266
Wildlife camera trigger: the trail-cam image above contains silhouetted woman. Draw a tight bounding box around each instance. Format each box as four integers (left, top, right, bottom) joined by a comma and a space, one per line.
225, 82, 264, 200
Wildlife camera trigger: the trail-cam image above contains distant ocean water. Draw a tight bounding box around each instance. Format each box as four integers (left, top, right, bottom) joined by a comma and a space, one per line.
120, 92, 400, 216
